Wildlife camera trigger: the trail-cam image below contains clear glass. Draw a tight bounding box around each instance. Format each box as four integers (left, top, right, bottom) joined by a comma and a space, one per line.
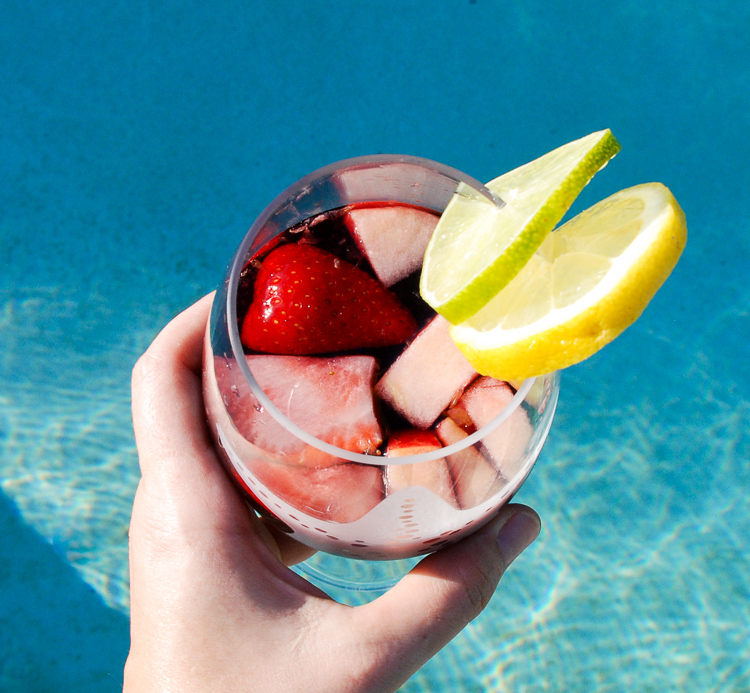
203, 155, 559, 591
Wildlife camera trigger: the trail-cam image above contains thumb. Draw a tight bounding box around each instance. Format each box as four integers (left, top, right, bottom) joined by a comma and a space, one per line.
350, 505, 540, 690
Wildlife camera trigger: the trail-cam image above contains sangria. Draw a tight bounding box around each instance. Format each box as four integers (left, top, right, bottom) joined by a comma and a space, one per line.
203, 155, 559, 566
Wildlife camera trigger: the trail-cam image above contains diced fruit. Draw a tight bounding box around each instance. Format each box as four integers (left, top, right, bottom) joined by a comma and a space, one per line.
213, 354, 385, 522
376, 315, 477, 429
444, 404, 474, 431
421, 129, 622, 324
508, 377, 548, 411
217, 354, 383, 463
333, 161, 441, 205
435, 418, 505, 508
248, 459, 384, 523
449, 183, 688, 380
241, 243, 417, 355
344, 205, 439, 286
452, 377, 533, 480
384, 430, 458, 508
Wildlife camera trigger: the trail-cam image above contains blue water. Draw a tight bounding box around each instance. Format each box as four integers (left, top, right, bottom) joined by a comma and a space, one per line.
2, 1, 748, 690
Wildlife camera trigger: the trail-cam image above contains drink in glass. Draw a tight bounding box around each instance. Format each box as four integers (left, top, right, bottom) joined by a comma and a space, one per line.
203, 155, 559, 587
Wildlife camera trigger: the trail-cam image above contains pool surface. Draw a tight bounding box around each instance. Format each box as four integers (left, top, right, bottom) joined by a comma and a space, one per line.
2, 1, 749, 690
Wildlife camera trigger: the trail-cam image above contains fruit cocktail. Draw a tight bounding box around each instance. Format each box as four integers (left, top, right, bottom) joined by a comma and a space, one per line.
203, 155, 559, 562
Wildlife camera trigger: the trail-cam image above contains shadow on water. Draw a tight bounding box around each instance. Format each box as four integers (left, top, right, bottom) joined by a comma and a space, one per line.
0, 493, 129, 693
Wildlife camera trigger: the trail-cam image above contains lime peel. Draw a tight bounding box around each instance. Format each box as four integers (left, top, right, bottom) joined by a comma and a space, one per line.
448, 182, 687, 381
420, 129, 622, 324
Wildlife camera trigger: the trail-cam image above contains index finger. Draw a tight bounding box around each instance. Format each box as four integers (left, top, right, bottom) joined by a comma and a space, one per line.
131, 293, 218, 483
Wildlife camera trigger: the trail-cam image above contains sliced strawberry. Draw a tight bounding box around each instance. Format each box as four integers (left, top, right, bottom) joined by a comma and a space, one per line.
218, 446, 384, 524
453, 377, 533, 480
344, 205, 439, 286
384, 430, 458, 508
241, 243, 417, 354
216, 354, 383, 463
250, 460, 384, 523
435, 418, 505, 508
213, 354, 385, 522
376, 315, 477, 429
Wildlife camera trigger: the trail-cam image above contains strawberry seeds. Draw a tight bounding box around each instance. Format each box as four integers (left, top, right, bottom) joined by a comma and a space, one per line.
241, 243, 417, 355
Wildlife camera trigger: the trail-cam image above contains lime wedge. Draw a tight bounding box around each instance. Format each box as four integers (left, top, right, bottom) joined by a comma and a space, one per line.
449, 183, 687, 380
420, 129, 621, 324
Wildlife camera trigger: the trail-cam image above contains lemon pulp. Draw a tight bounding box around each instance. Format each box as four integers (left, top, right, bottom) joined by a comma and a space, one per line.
420, 129, 621, 324
449, 183, 687, 381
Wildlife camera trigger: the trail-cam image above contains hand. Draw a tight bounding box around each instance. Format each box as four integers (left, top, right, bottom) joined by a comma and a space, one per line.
125, 294, 541, 693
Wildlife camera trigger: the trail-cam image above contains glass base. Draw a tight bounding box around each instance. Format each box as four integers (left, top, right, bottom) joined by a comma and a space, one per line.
293, 552, 422, 602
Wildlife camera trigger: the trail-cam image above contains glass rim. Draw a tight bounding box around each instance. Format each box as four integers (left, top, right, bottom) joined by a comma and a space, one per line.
223, 154, 556, 465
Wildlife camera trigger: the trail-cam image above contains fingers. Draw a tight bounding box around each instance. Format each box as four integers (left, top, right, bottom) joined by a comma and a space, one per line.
349, 505, 540, 690
131, 293, 217, 482
129, 293, 257, 534
130, 293, 317, 572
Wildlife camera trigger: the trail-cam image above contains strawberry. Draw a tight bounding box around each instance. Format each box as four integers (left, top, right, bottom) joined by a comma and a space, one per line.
384, 429, 459, 508
238, 354, 383, 460
211, 354, 385, 523
241, 243, 417, 354
248, 459, 384, 523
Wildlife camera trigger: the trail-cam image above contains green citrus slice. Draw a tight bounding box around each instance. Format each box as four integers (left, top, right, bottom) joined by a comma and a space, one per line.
449, 182, 687, 380
420, 129, 621, 324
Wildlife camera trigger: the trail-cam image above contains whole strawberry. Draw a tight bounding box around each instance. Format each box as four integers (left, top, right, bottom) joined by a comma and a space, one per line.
241, 243, 417, 354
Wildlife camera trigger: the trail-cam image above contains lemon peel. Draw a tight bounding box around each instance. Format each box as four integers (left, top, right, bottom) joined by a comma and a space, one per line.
449, 183, 687, 381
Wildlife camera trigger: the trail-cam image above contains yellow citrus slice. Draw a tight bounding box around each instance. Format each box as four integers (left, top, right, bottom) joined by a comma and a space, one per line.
449, 183, 687, 381
420, 129, 621, 324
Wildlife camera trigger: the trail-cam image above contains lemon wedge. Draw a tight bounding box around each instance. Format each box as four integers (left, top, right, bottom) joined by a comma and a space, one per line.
449, 183, 687, 381
420, 129, 621, 324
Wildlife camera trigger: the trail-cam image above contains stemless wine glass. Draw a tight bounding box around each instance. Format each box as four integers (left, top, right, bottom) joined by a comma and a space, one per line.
203, 155, 560, 594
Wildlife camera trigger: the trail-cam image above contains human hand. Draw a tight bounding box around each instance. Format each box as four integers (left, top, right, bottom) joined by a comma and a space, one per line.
125, 294, 541, 693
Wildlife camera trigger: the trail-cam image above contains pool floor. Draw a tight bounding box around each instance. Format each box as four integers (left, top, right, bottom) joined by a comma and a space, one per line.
2, 1, 749, 690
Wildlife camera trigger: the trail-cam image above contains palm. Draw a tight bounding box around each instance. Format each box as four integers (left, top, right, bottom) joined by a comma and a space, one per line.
125, 294, 540, 693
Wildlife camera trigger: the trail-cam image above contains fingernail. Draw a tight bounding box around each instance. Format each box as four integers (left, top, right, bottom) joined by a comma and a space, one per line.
496, 509, 541, 568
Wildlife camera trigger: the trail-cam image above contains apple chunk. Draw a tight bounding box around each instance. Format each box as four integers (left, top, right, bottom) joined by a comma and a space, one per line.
384, 430, 458, 508
376, 315, 477, 429
344, 205, 439, 286
435, 418, 505, 508
450, 377, 533, 480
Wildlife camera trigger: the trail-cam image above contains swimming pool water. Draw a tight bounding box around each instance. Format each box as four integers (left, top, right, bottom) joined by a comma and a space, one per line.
2, 1, 749, 690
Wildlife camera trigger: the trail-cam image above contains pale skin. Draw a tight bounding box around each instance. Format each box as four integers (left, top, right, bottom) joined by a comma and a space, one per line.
125, 293, 542, 693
